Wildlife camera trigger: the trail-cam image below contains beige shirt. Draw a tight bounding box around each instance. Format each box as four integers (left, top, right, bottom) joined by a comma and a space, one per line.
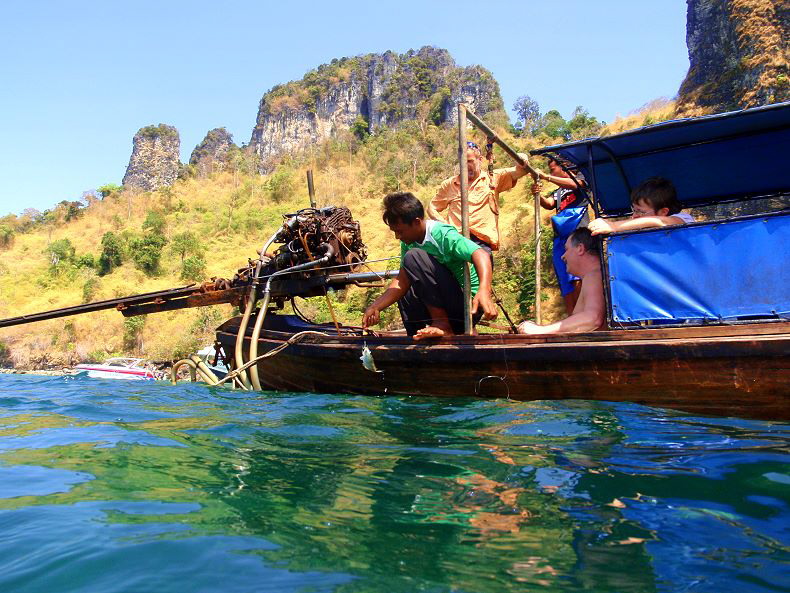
430, 168, 519, 250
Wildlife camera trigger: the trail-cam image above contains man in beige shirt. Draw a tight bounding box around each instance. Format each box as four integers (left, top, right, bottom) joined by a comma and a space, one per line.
427, 142, 531, 255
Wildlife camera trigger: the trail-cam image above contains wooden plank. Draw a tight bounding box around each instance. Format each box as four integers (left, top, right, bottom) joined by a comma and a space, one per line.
218, 316, 790, 346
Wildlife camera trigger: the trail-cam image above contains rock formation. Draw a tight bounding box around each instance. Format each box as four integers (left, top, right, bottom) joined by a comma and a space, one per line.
122, 124, 181, 191
249, 46, 505, 168
677, 0, 789, 115
189, 127, 236, 176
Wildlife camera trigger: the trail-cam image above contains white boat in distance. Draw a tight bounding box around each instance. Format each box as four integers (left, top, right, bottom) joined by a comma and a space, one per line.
196, 346, 229, 379
74, 358, 164, 381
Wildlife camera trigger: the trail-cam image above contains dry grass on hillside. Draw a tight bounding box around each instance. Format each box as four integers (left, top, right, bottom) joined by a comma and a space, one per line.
1, 123, 574, 368
600, 99, 679, 136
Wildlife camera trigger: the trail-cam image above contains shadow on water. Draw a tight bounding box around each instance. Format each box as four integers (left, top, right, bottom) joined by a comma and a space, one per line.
0, 374, 787, 593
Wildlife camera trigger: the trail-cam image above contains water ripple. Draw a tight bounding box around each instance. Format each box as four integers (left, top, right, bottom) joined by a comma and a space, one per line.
0, 374, 787, 593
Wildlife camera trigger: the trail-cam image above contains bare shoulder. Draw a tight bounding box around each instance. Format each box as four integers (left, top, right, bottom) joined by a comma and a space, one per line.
580, 269, 604, 306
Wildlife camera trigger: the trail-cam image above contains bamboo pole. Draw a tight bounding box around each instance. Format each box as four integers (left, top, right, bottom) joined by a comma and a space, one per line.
457, 104, 473, 335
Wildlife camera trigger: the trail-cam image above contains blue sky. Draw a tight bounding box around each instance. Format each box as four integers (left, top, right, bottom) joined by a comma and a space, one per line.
0, 1, 688, 215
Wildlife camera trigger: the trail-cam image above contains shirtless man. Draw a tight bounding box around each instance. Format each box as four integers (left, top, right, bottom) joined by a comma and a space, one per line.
517, 227, 604, 334
588, 177, 694, 235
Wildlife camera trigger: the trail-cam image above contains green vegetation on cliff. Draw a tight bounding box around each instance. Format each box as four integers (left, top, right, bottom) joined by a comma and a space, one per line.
258, 47, 505, 126
138, 124, 179, 139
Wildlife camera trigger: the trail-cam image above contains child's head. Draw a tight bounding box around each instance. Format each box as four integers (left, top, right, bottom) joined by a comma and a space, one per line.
630, 177, 681, 217
547, 155, 573, 178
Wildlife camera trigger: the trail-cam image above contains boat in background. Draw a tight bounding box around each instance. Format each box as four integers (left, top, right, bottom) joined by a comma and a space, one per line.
74, 357, 165, 381
196, 346, 229, 379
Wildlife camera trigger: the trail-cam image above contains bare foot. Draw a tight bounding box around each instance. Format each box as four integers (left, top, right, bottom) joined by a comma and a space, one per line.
413, 325, 453, 341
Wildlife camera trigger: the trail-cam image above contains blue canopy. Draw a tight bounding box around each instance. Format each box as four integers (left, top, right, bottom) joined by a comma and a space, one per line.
531, 102, 790, 217
606, 213, 790, 323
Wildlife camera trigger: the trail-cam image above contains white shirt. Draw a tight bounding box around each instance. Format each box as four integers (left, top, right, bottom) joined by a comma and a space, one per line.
670, 211, 695, 223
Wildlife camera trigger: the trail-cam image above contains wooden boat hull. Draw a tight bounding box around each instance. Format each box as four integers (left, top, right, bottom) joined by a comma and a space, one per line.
216, 315, 790, 421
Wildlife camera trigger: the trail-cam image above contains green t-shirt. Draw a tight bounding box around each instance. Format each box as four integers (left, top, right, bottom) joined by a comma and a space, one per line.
400, 220, 480, 295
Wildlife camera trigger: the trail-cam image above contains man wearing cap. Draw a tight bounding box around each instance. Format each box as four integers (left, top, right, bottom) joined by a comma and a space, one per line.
427, 142, 531, 258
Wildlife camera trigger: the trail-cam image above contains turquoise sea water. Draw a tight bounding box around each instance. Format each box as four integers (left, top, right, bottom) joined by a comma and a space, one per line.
0, 374, 787, 593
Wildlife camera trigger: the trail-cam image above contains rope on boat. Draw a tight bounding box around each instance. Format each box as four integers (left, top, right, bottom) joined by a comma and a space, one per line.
171, 330, 330, 391
491, 287, 518, 333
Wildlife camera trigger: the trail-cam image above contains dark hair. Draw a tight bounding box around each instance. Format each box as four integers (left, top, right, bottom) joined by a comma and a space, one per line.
546, 155, 575, 170
568, 227, 599, 256
546, 155, 587, 191
382, 192, 424, 225
630, 177, 681, 215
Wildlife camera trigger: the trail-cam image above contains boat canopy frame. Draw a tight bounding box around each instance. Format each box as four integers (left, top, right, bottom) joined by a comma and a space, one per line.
529, 102, 790, 330
530, 101, 790, 218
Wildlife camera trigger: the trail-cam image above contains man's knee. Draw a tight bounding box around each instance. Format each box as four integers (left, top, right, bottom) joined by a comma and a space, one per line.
402, 248, 431, 272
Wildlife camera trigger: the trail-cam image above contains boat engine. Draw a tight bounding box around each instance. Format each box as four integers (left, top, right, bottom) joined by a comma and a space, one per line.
231, 206, 368, 288
269, 206, 367, 272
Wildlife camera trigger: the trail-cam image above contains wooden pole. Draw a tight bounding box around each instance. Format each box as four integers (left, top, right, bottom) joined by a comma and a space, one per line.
464, 108, 538, 175
534, 187, 542, 324
306, 169, 316, 209
458, 104, 473, 335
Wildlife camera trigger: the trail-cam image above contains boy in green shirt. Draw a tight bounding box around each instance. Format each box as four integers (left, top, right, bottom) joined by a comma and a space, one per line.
362, 192, 497, 340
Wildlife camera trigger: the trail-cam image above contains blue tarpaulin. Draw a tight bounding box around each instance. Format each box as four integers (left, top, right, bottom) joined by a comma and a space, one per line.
606, 214, 790, 323
531, 102, 790, 217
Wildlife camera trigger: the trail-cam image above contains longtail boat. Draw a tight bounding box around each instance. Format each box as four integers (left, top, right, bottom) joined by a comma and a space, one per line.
217, 315, 788, 420
213, 102, 790, 421
2, 103, 788, 421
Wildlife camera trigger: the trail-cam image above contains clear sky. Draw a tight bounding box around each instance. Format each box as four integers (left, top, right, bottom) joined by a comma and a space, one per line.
0, 1, 689, 215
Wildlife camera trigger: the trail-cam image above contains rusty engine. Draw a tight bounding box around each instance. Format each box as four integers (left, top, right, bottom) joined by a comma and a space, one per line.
268, 206, 366, 272
230, 206, 368, 293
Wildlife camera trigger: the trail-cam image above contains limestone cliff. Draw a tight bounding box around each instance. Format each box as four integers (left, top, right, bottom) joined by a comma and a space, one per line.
189, 127, 237, 176
677, 0, 789, 115
249, 47, 505, 168
122, 124, 181, 191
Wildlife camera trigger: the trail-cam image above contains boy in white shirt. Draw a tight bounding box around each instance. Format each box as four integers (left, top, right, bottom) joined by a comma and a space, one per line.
588, 177, 694, 235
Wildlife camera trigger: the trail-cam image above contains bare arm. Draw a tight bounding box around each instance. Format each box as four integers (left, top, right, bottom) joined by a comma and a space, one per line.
519, 273, 604, 334
470, 249, 497, 320
539, 193, 556, 211
362, 269, 410, 328
589, 215, 689, 235
529, 175, 557, 211
504, 152, 532, 181
536, 170, 585, 190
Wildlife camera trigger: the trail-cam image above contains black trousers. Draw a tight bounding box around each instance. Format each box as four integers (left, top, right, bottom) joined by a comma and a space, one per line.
397, 249, 479, 336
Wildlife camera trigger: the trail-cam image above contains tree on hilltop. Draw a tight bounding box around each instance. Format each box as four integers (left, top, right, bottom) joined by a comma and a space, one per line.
512, 95, 541, 136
